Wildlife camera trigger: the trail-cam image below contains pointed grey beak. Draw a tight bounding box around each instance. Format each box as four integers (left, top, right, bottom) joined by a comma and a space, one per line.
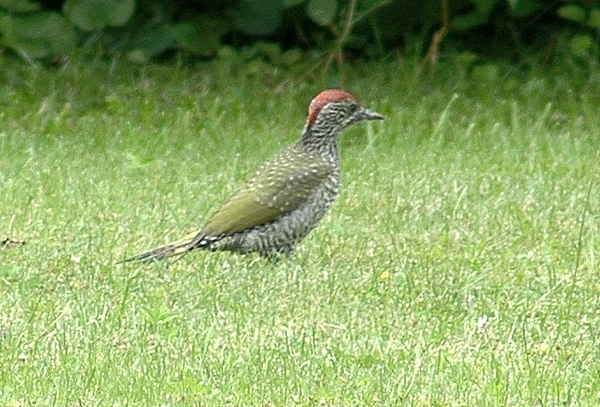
360, 107, 385, 121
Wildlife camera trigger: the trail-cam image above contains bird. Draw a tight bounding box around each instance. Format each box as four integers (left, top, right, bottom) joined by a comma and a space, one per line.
122, 89, 384, 262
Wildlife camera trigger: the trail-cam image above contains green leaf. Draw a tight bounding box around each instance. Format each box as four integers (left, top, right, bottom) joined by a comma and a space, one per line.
473, 0, 498, 14
471, 64, 500, 84
306, 0, 337, 26
452, 0, 498, 30
557, 4, 586, 23
569, 34, 593, 58
452, 12, 489, 31
172, 16, 229, 56
0, 11, 76, 60
508, 0, 543, 18
127, 49, 147, 64
234, 0, 283, 36
0, 0, 40, 13
126, 24, 174, 60
283, 0, 304, 7
255, 41, 282, 62
171, 23, 201, 53
281, 48, 303, 66
104, 0, 135, 26
587, 8, 600, 29
63, 0, 135, 31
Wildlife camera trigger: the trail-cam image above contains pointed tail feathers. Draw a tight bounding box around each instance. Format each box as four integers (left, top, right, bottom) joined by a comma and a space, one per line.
120, 231, 205, 263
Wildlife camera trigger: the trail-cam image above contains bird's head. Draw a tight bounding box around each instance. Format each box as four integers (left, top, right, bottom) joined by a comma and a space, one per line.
305, 89, 384, 134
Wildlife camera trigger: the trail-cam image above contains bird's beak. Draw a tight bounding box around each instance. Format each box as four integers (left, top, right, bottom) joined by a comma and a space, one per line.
360, 107, 385, 121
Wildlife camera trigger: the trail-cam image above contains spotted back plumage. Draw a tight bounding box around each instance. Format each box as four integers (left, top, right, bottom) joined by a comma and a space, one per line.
200, 143, 341, 256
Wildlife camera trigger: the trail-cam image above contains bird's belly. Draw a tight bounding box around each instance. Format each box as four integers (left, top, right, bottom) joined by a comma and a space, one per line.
215, 183, 339, 256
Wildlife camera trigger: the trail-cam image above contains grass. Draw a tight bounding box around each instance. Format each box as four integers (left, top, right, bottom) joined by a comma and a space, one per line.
1, 56, 599, 406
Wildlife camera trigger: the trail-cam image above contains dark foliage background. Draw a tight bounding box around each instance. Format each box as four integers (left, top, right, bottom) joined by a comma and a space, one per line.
0, 0, 598, 70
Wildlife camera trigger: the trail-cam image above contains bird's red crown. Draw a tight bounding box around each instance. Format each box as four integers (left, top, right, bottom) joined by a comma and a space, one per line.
306, 89, 357, 127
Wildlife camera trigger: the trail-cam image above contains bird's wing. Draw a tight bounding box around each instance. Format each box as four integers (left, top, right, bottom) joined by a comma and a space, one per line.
201, 148, 334, 237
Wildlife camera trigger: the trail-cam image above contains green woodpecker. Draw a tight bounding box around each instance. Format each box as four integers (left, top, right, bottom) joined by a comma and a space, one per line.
123, 89, 384, 262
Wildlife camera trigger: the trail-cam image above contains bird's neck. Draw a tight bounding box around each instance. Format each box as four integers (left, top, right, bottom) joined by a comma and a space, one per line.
298, 125, 340, 160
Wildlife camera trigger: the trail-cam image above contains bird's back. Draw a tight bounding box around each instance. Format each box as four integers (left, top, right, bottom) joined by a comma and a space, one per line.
203, 143, 341, 256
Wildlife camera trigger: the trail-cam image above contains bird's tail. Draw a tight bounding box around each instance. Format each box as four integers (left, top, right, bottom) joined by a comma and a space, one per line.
120, 231, 204, 263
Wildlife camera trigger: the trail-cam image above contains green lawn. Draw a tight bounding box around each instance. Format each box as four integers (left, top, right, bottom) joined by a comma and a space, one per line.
1, 58, 599, 406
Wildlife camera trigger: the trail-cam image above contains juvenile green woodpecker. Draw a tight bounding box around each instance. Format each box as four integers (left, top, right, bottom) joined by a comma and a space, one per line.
123, 89, 384, 262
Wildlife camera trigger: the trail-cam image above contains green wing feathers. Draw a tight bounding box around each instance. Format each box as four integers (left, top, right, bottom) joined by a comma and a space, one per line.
122, 147, 334, 262
202, 148, 334, 237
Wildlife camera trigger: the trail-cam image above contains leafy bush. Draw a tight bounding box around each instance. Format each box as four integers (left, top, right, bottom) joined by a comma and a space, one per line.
0, 0, 75, 60
0, 0, 597, 69
556, 2, 600, 60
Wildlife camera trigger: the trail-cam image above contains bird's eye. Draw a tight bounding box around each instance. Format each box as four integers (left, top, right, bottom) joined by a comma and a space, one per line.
348, 104, 358, 114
